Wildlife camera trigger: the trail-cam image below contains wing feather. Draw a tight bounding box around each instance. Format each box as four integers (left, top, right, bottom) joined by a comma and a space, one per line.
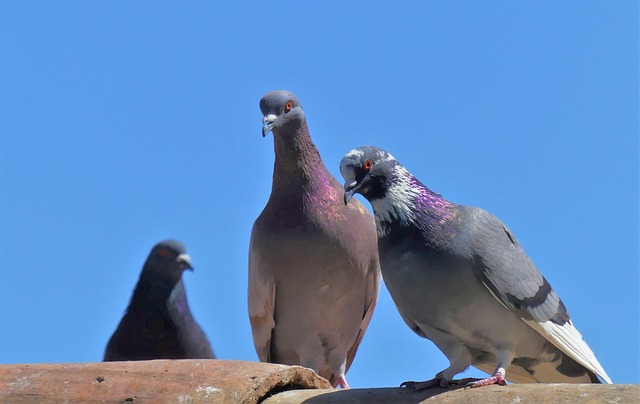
524, 319, 612, 383
248, 228, 276, 362
344, 261, 381, 371
467, 207, 611, 383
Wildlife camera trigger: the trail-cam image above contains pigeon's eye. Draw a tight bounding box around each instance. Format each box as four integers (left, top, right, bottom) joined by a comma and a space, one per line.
284, 101, 293, 112
158, 249, 169, 258
364, 159, 373, 172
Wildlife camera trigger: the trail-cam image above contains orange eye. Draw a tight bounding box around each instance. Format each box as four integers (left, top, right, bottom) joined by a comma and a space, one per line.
284, 101, 293, 112
158, 249, 169, 258
364, 159, 373, 171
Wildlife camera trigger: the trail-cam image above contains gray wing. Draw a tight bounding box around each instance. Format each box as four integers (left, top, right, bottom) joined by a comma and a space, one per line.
466, 207, 568, 325
466, 206, 611, 383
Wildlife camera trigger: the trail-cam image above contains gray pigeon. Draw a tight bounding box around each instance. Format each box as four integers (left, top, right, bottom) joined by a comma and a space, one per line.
340, 145, 611, 388
104, 240, 215, 361
248, 90, 381, 388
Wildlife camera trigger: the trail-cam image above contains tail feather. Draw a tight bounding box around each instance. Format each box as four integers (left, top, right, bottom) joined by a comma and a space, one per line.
525, 319, 612, 384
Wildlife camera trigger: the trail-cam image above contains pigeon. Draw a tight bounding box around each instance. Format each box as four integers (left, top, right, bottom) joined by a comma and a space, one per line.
248, 90, 381, 388
340, 145, 611, 389
104, 240, 215, 361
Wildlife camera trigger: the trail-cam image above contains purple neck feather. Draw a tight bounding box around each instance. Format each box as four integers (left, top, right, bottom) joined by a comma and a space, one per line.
410, 176, 452, 219
271, 120, 334, 195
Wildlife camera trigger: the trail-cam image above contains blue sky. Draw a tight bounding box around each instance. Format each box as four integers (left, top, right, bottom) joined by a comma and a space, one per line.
1, 1, 637, 387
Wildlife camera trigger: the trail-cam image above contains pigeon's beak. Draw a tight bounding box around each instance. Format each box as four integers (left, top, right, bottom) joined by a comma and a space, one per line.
262, 114, 277, 137
177, 253, 193, 271
343, 180, 359, 205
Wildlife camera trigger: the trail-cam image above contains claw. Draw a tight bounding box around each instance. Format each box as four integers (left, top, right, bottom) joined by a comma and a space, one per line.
400, 377, 451, 391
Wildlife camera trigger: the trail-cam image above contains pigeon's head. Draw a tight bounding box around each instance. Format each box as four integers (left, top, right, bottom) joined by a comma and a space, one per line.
340, 146, 399, 205
143, 240, 193, 283
259, 90, 304, 137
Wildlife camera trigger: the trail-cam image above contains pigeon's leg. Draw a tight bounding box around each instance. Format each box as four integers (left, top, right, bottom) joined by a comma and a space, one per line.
336, 375, 350, 389
331, 361, 350, 389
464, 367, 507, 388
465, 350, 512, 389
401, 343, 473, 390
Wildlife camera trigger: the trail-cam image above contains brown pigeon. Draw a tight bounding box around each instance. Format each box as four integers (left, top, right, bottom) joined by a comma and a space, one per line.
248, 90, 380, 388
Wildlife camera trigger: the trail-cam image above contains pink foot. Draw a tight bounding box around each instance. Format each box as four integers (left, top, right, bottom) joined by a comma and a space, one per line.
336, 375, 350, 389
465, 372, 506, 388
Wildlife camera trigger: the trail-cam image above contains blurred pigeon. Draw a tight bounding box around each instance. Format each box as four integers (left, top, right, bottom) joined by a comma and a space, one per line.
104, 240, 215, 361
341, 145, 611, 388
249, 90, 381, 388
